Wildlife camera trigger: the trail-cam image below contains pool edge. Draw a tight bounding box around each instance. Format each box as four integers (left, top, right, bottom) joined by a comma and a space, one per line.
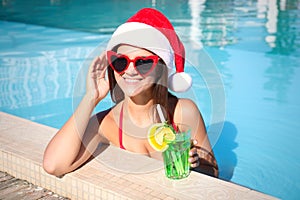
0, 112, 278, 200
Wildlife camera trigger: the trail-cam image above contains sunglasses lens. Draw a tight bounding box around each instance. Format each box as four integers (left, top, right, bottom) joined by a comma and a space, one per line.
111, 56, 128, 73
135, 59, 155, 75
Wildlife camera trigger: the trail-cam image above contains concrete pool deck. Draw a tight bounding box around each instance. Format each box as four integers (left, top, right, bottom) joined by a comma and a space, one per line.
0, 112, 277, 200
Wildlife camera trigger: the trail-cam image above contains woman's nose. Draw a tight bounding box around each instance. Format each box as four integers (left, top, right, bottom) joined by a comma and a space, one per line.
125, 61, 138, 75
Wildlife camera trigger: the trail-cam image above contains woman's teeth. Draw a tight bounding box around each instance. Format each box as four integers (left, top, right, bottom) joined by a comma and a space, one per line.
125, 78, 140, 83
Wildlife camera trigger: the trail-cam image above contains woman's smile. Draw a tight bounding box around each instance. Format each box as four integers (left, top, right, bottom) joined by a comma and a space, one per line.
123, 77, 143, 84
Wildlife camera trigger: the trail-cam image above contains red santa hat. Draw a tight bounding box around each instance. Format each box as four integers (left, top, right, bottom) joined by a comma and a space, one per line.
106, 8, 192, 92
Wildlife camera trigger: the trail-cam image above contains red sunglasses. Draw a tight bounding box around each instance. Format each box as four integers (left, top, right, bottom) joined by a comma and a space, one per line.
107, 51, 159, 77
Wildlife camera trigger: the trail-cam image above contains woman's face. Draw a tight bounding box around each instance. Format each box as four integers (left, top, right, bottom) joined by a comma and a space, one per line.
113, 45, 162, 97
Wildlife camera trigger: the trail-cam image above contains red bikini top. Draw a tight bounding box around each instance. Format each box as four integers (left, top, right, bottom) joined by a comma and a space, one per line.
119, 104, 126, 150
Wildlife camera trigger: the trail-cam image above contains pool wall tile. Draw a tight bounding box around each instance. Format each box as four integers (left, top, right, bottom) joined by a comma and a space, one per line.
0, 112, 278, 200
0, 152, 2, 170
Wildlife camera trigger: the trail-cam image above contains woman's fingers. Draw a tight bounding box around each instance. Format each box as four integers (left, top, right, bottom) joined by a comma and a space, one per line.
192, 139, 198, 146
189, 150, 200, 168
86, 52, 110, 102
96, 52, 108, 78
189, 139, 200, 168
89, 52, 107, 76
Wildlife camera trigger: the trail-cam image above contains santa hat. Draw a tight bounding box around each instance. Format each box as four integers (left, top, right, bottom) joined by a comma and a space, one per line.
106, 8, 192, 92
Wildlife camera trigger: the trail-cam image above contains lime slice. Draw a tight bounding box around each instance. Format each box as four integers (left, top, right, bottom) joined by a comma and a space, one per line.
147, 123, 176, 152
164, 129, 176, 142
154, 126, 165, 145
148, 123, 168, 152
157, 126, 175, 143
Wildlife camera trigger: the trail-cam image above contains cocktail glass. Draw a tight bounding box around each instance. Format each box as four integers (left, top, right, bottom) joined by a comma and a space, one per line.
162, 124, 191, 179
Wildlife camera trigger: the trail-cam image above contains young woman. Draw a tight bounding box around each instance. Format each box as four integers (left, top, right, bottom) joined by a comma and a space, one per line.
43, 8, 218, 178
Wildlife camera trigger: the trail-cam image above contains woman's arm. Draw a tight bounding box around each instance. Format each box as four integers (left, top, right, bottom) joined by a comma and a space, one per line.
43, 53, 110, 177
174, 99, 219, 177
43, 96, 104, 176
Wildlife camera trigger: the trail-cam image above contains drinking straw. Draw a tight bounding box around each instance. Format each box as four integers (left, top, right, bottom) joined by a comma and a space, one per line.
176, 151, 184, 174
171, 151, 183, 176
157, 104, 184, 176
156, 104, 178, 131
156, 104, 166, 122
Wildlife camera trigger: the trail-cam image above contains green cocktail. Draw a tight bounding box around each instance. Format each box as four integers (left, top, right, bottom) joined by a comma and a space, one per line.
162, 124, 191, 179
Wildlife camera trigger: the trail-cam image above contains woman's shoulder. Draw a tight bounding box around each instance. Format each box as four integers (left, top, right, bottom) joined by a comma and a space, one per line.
96, 104, 120, 123
173, 98, 201, 123
167, 92, 197, 110
96, 102, 125, 126
176, 98, 199, 110
95, 104, 121, 138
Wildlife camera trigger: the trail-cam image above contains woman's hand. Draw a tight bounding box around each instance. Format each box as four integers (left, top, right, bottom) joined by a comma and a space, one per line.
189, 139, 200, 168
86, 52, 110, 105
188, 138, 219, 177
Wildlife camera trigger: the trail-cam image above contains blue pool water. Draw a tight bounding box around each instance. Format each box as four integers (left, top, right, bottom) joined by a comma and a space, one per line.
0, 0, 299, 199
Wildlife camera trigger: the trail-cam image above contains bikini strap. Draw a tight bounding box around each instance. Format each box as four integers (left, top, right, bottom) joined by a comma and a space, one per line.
119, 104, 126, 150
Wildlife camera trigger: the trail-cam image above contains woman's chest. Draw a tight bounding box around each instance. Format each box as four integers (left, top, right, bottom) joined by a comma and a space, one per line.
100, 116, 153, 155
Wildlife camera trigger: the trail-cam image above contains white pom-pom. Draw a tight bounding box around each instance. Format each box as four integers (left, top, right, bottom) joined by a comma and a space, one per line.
168, 72, 192, 92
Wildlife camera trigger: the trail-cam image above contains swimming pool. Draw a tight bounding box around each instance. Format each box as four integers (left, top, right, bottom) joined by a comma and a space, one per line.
0, 0, 299, 199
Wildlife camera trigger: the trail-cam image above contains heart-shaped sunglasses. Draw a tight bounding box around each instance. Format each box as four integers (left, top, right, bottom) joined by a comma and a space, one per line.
107, 51, 159, 77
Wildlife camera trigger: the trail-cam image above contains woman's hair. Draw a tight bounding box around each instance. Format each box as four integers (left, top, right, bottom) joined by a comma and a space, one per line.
107, 47, 178, 124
